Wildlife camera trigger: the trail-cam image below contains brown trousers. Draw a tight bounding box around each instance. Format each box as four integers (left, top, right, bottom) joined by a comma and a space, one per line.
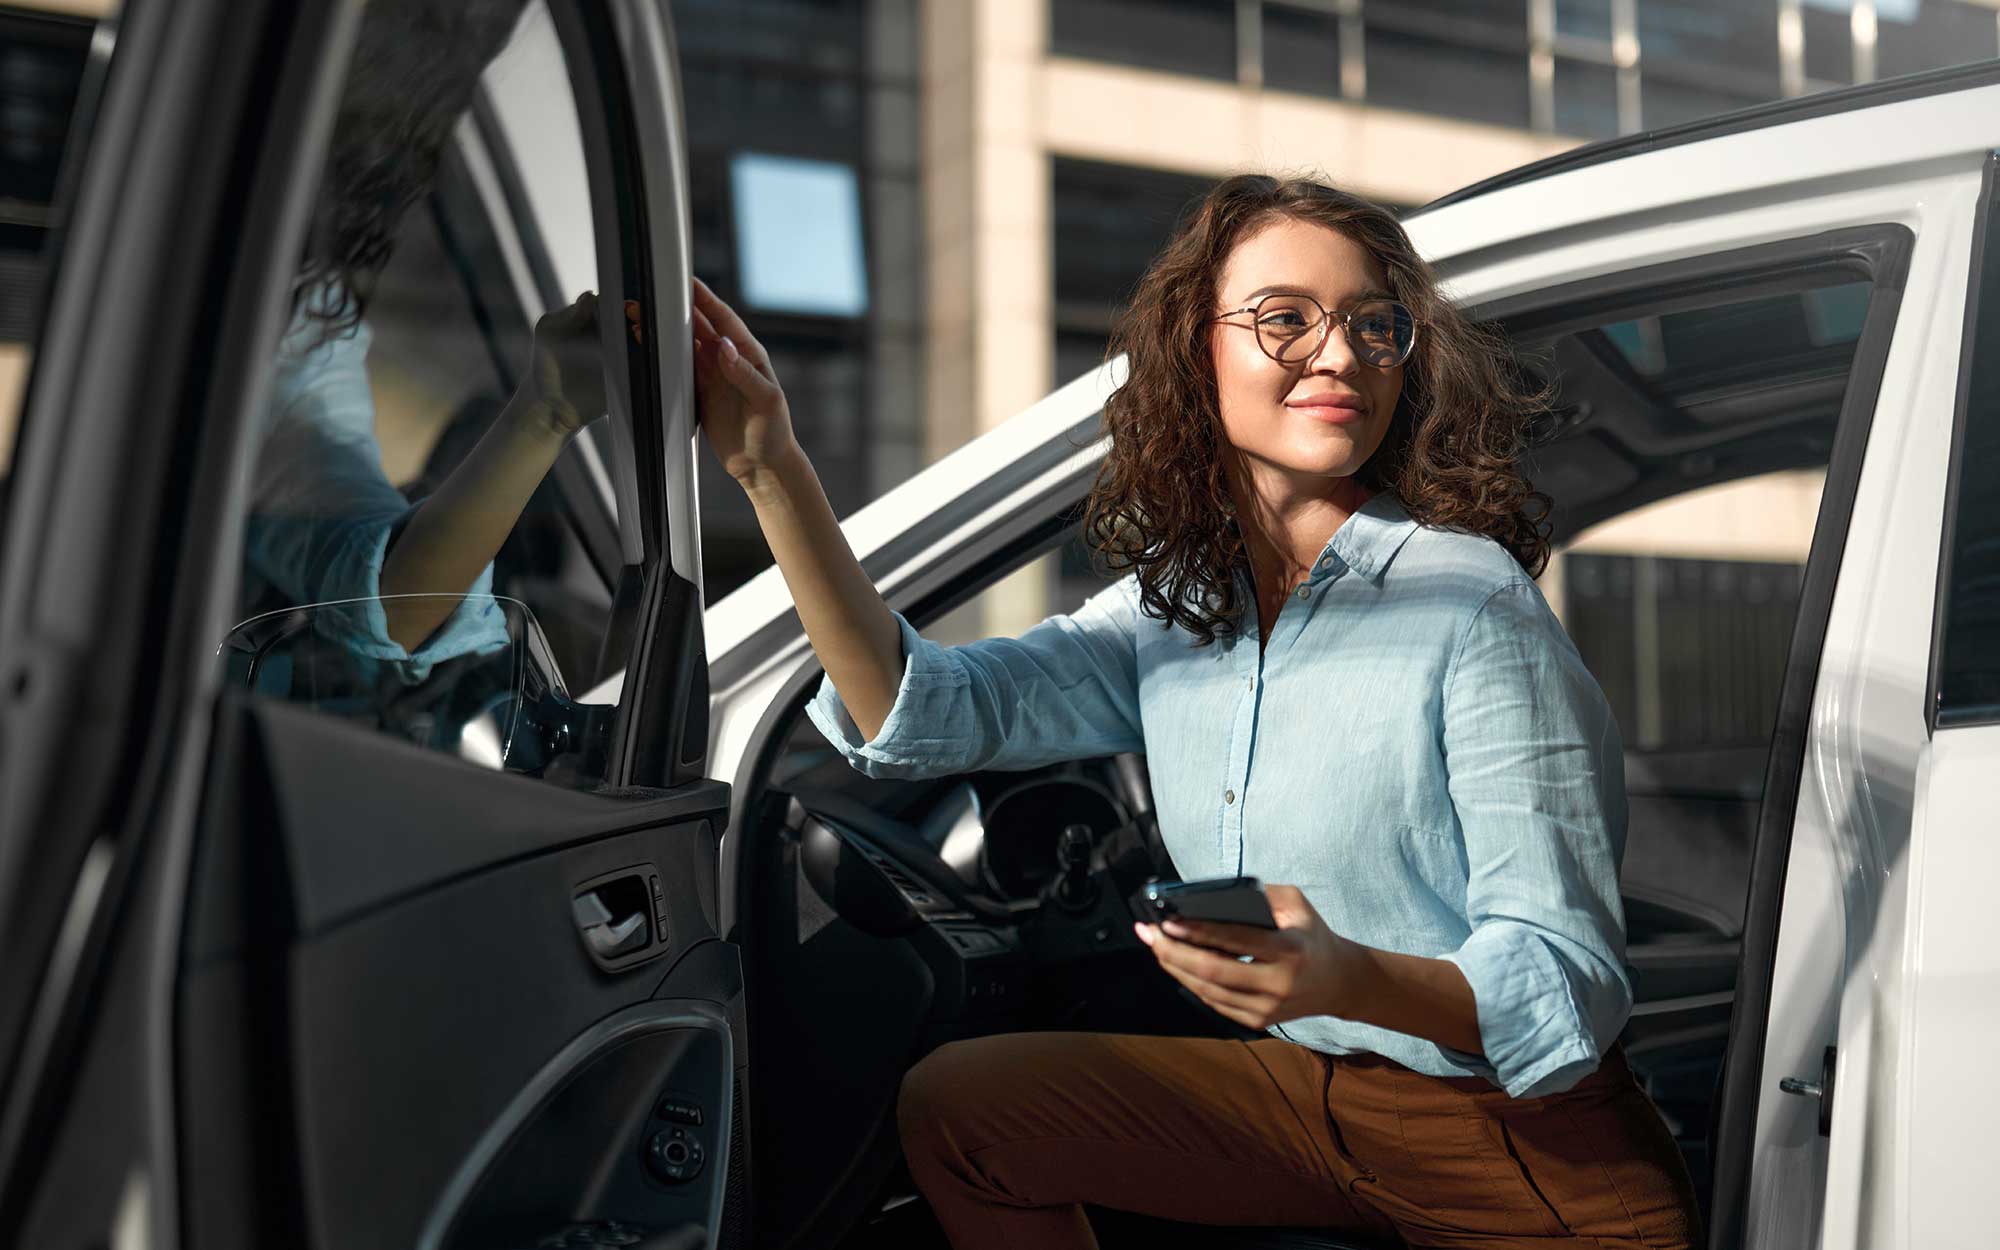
898, 1032, 1702, 1249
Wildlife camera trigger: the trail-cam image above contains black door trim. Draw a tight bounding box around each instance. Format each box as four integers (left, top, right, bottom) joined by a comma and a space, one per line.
1928, 151, 2000, 732
416, 999, 735, 1250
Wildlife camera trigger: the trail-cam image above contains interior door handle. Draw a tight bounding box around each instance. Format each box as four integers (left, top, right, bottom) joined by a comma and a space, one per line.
572, 887, 651, 959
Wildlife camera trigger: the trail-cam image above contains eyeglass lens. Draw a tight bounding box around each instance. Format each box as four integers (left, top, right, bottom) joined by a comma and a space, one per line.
1254, 295, 1414, 367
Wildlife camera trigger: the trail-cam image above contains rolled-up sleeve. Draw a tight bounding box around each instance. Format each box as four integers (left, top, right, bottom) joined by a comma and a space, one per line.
248, 312, 508, 675
1438, 580, 1632, 1099
803, 577, 1145, 780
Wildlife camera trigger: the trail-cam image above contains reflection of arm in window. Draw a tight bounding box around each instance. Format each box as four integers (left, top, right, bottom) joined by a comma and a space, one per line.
374, 290, 620, 650
251, 310, 504, 663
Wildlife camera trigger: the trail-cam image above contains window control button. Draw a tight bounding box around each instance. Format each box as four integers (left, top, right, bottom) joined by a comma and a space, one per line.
657, 1097, 704, 1126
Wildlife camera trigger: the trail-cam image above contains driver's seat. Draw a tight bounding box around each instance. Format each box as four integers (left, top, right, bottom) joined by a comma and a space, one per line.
1089, 1208, 1405, 1250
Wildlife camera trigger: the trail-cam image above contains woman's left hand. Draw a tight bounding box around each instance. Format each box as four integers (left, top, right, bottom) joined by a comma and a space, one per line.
521, 293, 646, 438
1136, 884, 1364, 1030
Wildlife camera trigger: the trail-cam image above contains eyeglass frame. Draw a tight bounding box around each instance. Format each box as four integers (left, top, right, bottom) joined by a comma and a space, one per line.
1211, 292, 1420, 369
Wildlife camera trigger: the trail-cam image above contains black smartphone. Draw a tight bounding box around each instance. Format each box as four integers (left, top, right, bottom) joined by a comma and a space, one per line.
1130, 876, 1278, 930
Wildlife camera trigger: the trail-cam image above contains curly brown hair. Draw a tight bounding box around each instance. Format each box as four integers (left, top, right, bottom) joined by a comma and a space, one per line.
1082, 174, 1552, 646
295, 0, 528, 344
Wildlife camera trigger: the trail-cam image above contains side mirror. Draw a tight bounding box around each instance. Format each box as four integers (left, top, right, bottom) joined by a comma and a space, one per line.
217, 593, 613, 779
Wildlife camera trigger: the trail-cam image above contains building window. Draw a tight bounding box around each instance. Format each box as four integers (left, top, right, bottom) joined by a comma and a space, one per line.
1636, 0, 1781, 92
730, 153, 870, 319
1052, 158, 1221, 384
1262, 2, 1344, 100
1554, 55, 1621, 138
1801, 0, 1855, 86
1363, 1, 1532, 129
1875, 0, 2000, 82
672, 0, 925, 602
1555, 0, 1614, 41
1048, 0, 1238, 81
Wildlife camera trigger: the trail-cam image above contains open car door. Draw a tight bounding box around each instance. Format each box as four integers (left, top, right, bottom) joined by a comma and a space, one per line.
0, 3, 744, 1249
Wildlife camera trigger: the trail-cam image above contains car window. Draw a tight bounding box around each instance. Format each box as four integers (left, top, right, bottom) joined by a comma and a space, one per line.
0, 6, 105, 553
1935, 164, 2000, 729
1522, 274, 1877, 760
1552, 470, 1820, 751
223, 0, 641, 792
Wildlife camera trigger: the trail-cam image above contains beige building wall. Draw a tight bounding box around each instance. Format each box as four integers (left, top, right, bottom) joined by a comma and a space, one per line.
924, 15, 1817, 636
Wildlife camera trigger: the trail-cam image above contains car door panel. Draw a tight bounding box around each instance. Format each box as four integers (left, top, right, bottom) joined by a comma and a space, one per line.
180, 694, 735, 1249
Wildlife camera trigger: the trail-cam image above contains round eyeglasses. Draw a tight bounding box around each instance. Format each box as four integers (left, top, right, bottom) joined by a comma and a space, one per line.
1214, 293, 1418, 368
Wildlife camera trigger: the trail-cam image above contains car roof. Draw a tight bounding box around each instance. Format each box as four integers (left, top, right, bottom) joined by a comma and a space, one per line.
1413, 57, 2000, 218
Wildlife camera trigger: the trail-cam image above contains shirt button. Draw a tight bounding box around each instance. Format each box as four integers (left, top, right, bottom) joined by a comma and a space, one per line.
1295, 585, 1309, 599
1224, 790, 1235, 804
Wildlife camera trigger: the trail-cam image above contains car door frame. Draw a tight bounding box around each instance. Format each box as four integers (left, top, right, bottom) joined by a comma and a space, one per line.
0, 0, 365, 1242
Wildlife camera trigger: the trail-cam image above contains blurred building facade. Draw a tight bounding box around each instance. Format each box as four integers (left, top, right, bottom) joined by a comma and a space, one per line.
673, 0, 1996, 753
4, 0, 1997, 746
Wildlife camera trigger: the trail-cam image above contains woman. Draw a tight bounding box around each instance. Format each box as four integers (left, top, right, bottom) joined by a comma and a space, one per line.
691, 175, 1701, 1249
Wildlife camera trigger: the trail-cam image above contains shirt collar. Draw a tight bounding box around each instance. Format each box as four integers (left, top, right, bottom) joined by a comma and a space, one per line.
1312, 491, 1420, 585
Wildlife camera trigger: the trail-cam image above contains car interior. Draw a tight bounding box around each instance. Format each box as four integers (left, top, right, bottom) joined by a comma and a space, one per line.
723, 238, 1897, 1250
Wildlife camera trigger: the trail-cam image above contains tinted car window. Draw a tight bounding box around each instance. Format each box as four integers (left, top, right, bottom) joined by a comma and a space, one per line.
223, 0, 640, 790
1523, 269, 1880, 754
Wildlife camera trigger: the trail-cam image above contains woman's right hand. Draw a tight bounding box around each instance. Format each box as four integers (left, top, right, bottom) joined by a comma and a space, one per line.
691, 277, 800, 490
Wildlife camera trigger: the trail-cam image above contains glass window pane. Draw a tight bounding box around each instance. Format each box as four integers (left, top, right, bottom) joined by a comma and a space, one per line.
1802, 2, 1854, 85
235, 0, 634, 790
1380, 0, 1530, 30
1048, 0, 1237, 81
1556, 0, 1614, 41
1594, 280, 1870, 400
672, 0, 867, 75
1877, 0, 2000, 82
1554, 56, 1621, 138
730, 154, 869, 317
1364, 25, 1532, 129
1263, 3, 1343, 100
1533, 272, 1879, 753
1637, 0, 1781, 95
1053, 157, 1217, 323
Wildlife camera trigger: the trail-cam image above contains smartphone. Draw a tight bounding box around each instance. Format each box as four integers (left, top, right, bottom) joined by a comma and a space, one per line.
1130, 876, 1278, 930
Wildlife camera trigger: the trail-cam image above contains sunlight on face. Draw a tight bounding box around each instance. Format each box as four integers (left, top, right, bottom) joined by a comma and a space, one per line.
1209, 217, 1405, 503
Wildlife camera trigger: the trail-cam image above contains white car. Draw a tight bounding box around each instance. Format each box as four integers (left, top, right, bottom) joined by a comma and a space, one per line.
0, 3, 1992, 1250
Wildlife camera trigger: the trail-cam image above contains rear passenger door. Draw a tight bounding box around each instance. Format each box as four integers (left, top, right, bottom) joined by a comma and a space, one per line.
0, 4, 743, 1249
1413, 108, 1996, 1250
1895, 150, 2000, 1250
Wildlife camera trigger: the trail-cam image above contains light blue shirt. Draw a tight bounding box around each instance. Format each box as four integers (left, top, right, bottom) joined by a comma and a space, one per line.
244, 296, 507, 676
805, 493, 1631, 1098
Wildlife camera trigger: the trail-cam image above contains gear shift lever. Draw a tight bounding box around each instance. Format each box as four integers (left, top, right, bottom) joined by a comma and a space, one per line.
1054, 823, 1099, 912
